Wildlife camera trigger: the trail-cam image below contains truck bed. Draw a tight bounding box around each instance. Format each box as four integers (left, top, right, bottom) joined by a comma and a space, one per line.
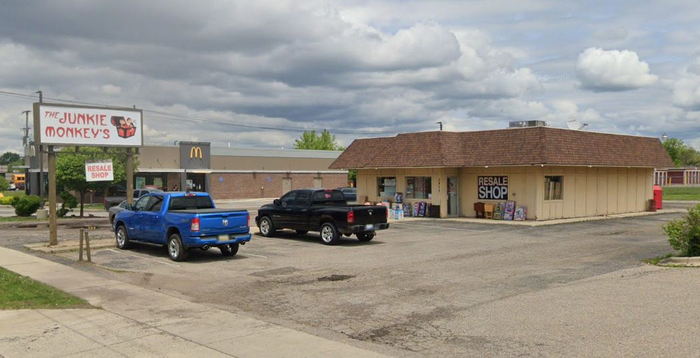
169, 209, 247, 214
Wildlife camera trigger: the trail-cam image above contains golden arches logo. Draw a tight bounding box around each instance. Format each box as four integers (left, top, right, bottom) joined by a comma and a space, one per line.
189, 146, 203, 159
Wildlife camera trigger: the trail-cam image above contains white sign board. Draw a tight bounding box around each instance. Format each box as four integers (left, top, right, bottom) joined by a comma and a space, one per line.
85, 160, 114, 182
35, 104, 143, 146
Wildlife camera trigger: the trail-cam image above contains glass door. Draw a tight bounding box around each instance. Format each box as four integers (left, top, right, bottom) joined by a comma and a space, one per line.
448, 177, 459, 216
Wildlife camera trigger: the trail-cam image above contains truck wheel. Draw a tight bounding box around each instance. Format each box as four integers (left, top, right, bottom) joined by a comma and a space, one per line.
295, 230, 308, 235
115, 225, 131, 249
320, 222, 340, 245
259, 217, 276, 237
220, 243, 239, 257
357, 231, 376, 242
167, 233, 189, 261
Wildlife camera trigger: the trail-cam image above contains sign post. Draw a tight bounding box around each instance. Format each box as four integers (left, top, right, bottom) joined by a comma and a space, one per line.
126, 149, 134, 204
48, 146, 57, 246
33, 102, 143, 246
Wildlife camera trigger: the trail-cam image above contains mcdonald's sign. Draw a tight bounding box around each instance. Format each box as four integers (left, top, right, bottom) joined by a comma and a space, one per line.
190, 146, 203, 159
179, 142, 210, 170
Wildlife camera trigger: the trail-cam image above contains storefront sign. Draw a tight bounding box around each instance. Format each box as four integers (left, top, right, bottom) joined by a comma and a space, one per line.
477, 176, 508, 200
179, 142, 210, 170
85, 160, 114, 182
34, 104, 143, 147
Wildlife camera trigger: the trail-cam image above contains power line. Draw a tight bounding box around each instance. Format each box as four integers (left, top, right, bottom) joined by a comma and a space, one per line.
0, 90, 395, 136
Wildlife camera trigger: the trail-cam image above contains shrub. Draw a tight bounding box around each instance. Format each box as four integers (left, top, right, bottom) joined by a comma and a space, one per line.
0, 176, 8, 191
663, 204, 700, 257
0, 196, 16, 205
12, 195, 42, 217
58, 192, 78, 217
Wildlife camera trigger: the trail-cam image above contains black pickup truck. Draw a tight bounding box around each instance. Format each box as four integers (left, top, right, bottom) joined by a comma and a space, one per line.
255, 189, 389, 245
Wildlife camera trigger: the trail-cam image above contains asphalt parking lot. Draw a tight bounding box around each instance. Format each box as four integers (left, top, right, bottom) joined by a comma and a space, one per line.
3, 208, 698, 356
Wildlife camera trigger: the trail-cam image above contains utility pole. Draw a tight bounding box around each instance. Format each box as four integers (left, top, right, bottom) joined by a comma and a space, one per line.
437, 121, 443, 131
21, 110, 30, 146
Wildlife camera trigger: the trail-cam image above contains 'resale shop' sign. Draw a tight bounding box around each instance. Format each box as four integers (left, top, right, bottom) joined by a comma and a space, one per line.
85, 160, 114, 182
34, 104, 143, 147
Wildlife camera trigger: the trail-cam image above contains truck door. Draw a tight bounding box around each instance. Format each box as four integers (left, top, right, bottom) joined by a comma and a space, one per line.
274, 191, 297, 227
287, 190, 311, 230
140, 195, 164, 242
130, 195, 152, 239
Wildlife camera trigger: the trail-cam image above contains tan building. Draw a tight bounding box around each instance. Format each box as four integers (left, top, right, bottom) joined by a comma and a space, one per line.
137, 142, 347, 200
330, 127, 673, 220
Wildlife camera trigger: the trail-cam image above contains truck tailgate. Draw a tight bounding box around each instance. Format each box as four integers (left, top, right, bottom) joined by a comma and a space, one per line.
350, 206, 388, 225
196, 211, 249, 236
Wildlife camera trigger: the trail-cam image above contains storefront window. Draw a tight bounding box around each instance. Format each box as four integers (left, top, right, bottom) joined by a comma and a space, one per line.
544, 176, 563, 200
406, 177, 432, 199
377, 177, 396, 198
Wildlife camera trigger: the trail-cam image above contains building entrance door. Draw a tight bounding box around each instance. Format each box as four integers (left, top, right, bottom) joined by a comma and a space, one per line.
282, 177, 292, 194
448, 177, 459, 216
313, 177, 322, 188
186, 173, 206, 192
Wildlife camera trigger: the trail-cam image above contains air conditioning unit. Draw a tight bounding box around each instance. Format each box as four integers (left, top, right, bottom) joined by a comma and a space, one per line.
509, 120, 547, 128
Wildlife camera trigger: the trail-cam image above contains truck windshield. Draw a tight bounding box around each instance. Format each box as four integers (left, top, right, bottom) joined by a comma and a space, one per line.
169, 196, 214, 210
312, 191, 346, 205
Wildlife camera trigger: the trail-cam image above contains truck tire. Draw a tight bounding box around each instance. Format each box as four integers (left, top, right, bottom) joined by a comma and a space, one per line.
295, 230, 308, 235
115, 224, 131, 249
167, 233, 189, 261
357, 231, 376, 242
259, 216, 276, 237
220, 243, 239, 257
320, 222, 340, 245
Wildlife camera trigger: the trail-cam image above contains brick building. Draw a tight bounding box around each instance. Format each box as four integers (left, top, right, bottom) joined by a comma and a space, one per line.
137, 142, 347, 200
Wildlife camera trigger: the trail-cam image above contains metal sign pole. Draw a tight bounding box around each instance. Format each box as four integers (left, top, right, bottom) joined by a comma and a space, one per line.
48, 145, 57, 246
126, 148, 134, 204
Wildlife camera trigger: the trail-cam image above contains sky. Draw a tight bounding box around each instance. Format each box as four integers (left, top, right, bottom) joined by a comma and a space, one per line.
1, 0, 699, 153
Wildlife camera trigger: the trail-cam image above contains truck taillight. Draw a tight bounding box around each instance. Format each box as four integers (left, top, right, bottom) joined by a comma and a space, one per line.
246, 212, 250, 225
347, 210, 355, 224
191, 217, 200, 232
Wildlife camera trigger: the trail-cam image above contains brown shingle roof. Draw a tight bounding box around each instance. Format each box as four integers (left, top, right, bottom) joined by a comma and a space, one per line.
329, 127, 673, 169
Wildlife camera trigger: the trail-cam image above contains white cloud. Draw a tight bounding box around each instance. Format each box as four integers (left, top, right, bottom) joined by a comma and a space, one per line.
576, 48, 657, 91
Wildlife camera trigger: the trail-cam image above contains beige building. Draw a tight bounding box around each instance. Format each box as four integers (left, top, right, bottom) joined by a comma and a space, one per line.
330, 127, 673, 220
137, 142, 347, 200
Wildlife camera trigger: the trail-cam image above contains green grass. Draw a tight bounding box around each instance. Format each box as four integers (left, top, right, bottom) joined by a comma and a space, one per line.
643, 253, 674, 265
1, 191, 25, 198
0, 267, 91, 309
663, 186, 700, 201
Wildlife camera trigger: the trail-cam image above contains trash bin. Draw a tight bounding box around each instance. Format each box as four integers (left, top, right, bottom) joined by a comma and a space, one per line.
474, 202, 485, 218
653, 185, 663, 210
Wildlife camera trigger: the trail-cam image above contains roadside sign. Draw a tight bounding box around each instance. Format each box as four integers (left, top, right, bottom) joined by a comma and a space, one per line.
34, 103, 143, 147
85, 160, 114, 182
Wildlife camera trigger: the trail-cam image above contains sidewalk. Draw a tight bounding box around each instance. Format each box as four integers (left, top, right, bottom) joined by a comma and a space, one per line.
0, 247, 388, 357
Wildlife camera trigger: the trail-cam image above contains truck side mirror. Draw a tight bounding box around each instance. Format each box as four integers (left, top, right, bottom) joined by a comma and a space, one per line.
273, 199, 281, 206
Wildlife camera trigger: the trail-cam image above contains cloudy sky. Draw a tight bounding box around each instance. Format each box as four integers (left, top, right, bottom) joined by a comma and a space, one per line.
1, 0, 699, 153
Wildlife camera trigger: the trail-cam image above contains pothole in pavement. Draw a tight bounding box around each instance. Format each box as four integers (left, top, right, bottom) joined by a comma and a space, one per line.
317, 274, 355, 282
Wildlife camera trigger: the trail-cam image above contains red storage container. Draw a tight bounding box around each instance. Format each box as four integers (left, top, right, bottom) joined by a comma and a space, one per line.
653, 185, 662, 210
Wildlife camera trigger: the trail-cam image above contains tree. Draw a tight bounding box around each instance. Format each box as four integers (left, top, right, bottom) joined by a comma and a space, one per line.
0, 152, 20, 165
663, 138, 700, 167
294, 130, 345, 151
56, 147, 128, 217
0, 176, 8, 191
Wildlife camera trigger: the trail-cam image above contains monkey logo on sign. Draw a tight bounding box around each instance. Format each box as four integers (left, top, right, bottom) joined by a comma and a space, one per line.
189, 146, 203, 159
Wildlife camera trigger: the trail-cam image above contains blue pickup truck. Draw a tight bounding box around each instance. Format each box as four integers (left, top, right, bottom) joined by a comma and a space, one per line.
113, 192, 251, 261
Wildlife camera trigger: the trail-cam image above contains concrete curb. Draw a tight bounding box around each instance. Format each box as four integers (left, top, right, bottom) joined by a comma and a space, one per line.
24, 238, 115, 253
390, 209, 686, 227
659, 256, 700, 267
0, 247, 389, 357
0, 217, 108, 229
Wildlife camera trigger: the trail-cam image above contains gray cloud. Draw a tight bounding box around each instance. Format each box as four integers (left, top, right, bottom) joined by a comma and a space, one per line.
1, 0, 700, 153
